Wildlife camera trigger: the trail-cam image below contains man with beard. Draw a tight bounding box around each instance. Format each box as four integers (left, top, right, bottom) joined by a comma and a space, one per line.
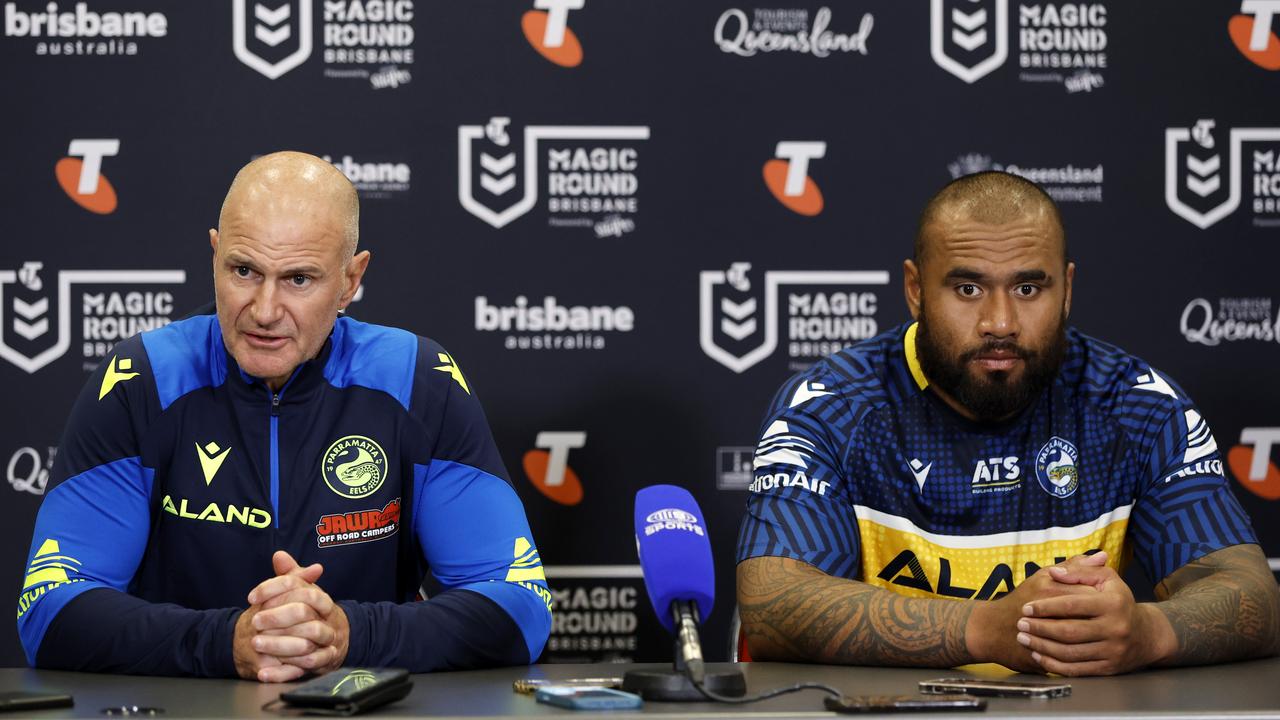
735, 171, 1278, 675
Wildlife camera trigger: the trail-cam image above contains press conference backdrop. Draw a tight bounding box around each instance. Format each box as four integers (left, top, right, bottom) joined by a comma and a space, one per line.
2, 0, 1278, 668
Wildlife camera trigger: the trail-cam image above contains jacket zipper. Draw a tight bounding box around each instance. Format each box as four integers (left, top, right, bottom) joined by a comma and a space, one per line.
270, 389, 281, 529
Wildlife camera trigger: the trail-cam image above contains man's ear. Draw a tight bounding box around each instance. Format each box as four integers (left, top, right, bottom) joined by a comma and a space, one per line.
904, 258, 922, 321
339, 250, 370, 310
1063, 261, 1075, 319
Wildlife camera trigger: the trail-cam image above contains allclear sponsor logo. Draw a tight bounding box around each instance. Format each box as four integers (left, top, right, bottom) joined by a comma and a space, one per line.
1180, 297, 1279, 346
947, 153, 1103, 202
714, 6, 873, 58
458, 117, 649, 232
475, 296, 634, 351
700, 262, 888, 373
232, 0, 414, 87
56, 139, 120, 214
1230, 1, 1280, 71
7, 445, 55, 495
523, 431, 586, 505
0, 262, 185, 374
930, 0, 1108, 91
764, 142, 826, 216
3, 1, 167, 56
716, 446, 754, 490
522, 0, 584, 68
1229, 427, 1280, 500
321, 153, 410, 199
1165, 119, 1280, 229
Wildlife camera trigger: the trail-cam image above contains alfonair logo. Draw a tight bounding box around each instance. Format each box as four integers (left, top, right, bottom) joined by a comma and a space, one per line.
3, 2, 167, 56
1165, 119, 1280, 229
196, 441, 232, 485
524, 431, 586, 505
763, 141, 826, 216
316, 497, 400, 547
1035, 436, 1079, 498
523, 0, 583, 67
322, 435, 387, 499
56, 139, 119, 214
714, 7, 873, 59
1229, 428, 1280, 500
0, 262, 185, 374
1231, 1, 1280, 70
458, 116, 649, 231
506, 536, 553, 611
947, 153, 1103, 203
642, 508, 704, 537
700, 262, 888, 373
17, 538, 85, 620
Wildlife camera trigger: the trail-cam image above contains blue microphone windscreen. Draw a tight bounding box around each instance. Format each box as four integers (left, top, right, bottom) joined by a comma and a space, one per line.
634, 484, 715, 633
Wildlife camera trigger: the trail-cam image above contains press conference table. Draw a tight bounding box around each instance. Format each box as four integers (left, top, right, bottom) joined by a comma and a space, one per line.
4, 659, 1279, 718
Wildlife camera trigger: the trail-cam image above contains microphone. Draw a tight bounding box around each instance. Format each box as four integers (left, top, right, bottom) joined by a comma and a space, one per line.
622, 485, 745, 701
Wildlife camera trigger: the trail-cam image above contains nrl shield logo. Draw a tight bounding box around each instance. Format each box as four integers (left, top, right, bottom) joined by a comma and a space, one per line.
0, 264, 185, 374
930, 0, 1008, 84
233, 0, 312, 80
1165, 121, 1280, 229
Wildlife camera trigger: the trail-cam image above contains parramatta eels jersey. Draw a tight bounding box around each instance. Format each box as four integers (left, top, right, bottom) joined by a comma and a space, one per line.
17, 314, 552, 675
737, 322, 1257, 601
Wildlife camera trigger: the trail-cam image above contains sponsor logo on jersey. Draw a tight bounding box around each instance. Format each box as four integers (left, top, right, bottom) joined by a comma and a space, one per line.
763, 141, 826, 216
7, 445, 55, 495
458, 116, 649, 231
642, 508, 705, 536
1183, 410, 1219, 464
789, 381, 833, 408
4, 1, 168, 56
1181, 297, 1280, 346
195, 441, 232, 486
946, 152, 1103, 202
751, 420, 830, 495
876, 546, 1099, 600
908, 458, 932, 491
431, 351, 469, 394
1035, 436, 1078, 498
1230, 1, 1280, 70
0, 261, 186, 374
700, 262, 889, 373
162, 495, 272, 528
524, 431, 586, 505
523, 0, 583, 67
321, 435, 388, 499
475, 295, 634, 351
17, 538, 85, 619
1133, 368, 1178, 398
972, 456, 1021, 493
1166, 119, 1280, 229
1228, 427, 1280, 499
56, 139, 119, 214
315, 497, 400, 547
1165, 459, 1224, 484
506, 537, 553, 610
714, 6, 873, 59
98, 355, 139, 400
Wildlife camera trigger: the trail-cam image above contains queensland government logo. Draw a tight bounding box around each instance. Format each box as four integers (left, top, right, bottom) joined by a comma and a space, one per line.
1165, 119, 1280, 229
947, 153, 1102, 203
458, 116, 649, 231
0, 262, 185, 374
700, 262, 888, 373
321, 435, 387, 499
1035, 436, 1078, 498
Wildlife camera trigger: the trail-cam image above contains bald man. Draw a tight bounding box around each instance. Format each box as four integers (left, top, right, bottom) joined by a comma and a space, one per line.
736, 171, 1278, 675
18, 152, 552, 680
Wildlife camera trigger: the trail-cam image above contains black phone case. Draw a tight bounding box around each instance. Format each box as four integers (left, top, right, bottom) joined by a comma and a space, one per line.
279, 668, 412, 715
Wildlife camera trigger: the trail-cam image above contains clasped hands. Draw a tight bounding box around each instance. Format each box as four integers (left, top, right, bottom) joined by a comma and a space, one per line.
233, 551, 350, 682
967, 551, 1174, 676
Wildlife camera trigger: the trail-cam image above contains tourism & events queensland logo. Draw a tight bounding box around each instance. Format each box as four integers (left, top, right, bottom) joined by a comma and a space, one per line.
1180, 296, 1279, 348
763, 142, 826, 216
56, 139, 120, 214
522, 0, 584, 68
947, 152, 1103, 203
1231, 1, 1280, 70
1165, 119, 1280, 229
0, 261, 185, 374
930, 0, 1108, 92
458, 116, 649, 235
713, 6, 873, 59
232, 0, 415, 88
3, 1, 167, 56
700, 262, 889, 374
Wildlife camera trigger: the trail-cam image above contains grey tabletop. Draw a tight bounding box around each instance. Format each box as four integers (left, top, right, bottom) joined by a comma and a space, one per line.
2, 659, 1279, 719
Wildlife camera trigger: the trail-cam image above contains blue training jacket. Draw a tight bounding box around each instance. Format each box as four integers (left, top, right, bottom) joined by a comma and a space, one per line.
16, 313, 553, 676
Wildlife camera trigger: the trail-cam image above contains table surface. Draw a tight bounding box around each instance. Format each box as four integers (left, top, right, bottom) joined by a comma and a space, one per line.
2, 658, 1279, 719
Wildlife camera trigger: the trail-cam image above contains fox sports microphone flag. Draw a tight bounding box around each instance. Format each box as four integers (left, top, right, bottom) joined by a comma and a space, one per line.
634, 485, 715, 633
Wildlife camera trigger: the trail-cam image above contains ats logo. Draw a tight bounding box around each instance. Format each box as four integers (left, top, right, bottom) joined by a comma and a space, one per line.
1165, 119, 1280, 229
700, 262, 888, 373
523, 0, 583, 67
763, 141, 825, 216
1230, 428, 1280, 500
0, 261, 184, 374
523, 431, 585, 505
316, 497, 401, 547
56, 139, 119, 214
1231, 1, 1280, 70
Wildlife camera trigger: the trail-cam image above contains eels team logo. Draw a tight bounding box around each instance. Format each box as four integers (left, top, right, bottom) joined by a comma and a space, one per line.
1035, 436, 1079, 498
322, 435, 388, 499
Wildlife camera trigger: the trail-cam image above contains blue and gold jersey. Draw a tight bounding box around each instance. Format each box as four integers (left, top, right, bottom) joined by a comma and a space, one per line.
737, 322, 1257, 600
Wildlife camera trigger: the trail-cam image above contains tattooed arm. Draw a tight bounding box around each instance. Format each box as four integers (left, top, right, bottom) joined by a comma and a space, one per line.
1153, 544, 1280, 665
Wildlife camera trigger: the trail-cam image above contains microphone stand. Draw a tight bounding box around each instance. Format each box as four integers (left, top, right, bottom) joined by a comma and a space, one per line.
621, 600, 746, 702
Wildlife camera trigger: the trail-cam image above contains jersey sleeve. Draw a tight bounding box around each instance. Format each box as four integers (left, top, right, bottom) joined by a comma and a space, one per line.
1126, 373, 1259, 585
735, 368, 863, 580
341, 341, 552, 670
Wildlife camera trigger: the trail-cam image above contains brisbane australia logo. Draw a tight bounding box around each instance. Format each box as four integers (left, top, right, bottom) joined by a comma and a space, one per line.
321, 435, 387, 499
522, 0, 584, 67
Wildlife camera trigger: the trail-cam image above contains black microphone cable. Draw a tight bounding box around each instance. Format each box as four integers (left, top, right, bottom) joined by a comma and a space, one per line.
688, 668, 844, 705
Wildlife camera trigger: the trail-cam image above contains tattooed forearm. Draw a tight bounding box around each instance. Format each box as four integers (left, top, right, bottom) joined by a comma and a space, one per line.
737, 556, 974, 667
1153, 544, 1280, 666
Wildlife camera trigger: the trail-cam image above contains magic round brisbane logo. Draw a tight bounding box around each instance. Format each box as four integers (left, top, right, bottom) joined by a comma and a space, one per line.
1035, 436, 1079, 499
321, 436, 388, 499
